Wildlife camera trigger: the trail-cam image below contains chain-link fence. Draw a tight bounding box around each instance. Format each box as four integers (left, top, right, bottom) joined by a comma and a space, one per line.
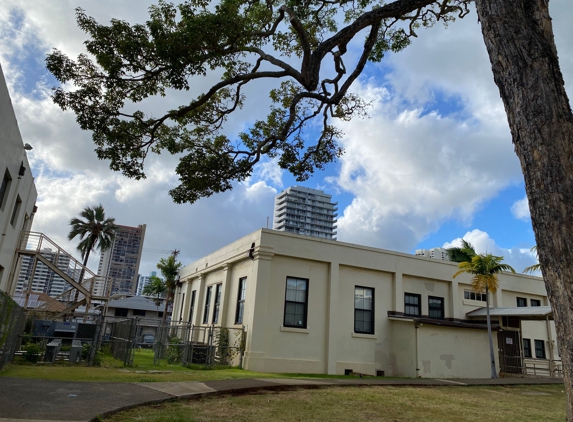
9, 312, 245, 369
153, 323, 246, 367
0, 291, 26, 370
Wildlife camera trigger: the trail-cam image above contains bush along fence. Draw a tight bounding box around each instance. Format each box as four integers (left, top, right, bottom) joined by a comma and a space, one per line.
0, 291, 26, 370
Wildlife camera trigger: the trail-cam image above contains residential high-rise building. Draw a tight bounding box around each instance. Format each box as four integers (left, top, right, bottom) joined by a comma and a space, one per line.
415, 247, 450, 261
136, 271, 157, 296
273, 186, 337, 240
15, 248, 72, 298
96, 224, 146, 296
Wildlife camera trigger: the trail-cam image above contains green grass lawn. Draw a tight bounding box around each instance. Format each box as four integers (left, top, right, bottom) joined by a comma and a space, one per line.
104, 384, 566, 422
0, 349, 354, 382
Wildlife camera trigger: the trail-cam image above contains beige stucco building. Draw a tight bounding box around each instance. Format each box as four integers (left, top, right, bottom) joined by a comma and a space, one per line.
0, 63, 38, 294
173, 229, 557, 378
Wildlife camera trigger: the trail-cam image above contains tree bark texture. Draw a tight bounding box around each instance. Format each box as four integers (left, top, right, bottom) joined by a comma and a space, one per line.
475, 0, 573, 417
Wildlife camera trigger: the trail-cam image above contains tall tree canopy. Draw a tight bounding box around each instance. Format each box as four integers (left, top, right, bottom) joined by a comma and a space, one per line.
46, 0, 471, 204
68, 204, 118, 269
47, 0, 573, 417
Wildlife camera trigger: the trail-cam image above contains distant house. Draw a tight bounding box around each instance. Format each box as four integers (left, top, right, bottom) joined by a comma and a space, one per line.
104, 296, 164, 320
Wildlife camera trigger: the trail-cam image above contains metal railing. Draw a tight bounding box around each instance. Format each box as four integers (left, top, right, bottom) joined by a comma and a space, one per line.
499, 355, 563, 377
13, 232, 112, 314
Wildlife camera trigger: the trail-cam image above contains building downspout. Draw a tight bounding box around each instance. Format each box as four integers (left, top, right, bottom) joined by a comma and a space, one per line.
415, 323, 421, 378
546, 315, 555, 377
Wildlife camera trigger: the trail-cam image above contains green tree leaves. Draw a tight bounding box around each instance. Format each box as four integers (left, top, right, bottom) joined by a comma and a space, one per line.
47, 0, 471, 203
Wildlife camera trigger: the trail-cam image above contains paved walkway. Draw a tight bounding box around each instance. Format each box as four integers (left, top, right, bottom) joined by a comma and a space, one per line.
0, 376, 563, 422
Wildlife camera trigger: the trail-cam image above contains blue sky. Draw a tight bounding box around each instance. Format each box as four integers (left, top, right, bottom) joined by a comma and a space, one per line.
1, 0, 570, 276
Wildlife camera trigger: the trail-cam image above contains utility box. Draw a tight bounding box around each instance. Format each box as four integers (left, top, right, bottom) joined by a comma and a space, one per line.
69, 340, 83, 363
44, 339, 62, 363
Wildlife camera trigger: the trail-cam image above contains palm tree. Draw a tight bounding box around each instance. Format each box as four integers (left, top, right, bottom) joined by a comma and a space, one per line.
156, 254, 182, 322
142, 275, 166, 298
446, 239, 476, 263
453, 253, 516, 378
523, 246, 541, 274
68, 204, 118, 286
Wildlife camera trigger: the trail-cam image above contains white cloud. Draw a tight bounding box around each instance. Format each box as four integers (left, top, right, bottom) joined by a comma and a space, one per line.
256, 159, 284, 188
511, 196, 530, 221
443, 229, 538, 274
333, 78, 520, 251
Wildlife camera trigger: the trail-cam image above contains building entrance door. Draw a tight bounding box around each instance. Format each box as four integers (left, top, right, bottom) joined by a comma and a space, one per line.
498, 330, 522, 373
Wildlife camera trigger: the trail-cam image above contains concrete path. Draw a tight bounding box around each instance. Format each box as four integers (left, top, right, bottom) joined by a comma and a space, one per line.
0, 376, 563, 422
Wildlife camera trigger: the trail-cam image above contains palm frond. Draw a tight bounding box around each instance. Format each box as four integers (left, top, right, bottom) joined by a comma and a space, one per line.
523, 263, 541, 274
522, 246, 541, 274
68, 204, 118, 261
446, 239, 477, 263
452, 253, 514, 294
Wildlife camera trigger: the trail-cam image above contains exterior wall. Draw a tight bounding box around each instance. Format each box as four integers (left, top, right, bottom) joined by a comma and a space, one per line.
418, 324, 498, 378
0, 64, 38, 294
174, 229, 550, 378
501, 290, 548, 308
521, 320, 559, 361
390, 320, 417, 378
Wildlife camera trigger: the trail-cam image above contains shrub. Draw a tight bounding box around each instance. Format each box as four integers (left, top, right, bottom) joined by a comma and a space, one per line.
166, 337, 183, 364
23, 343, 42, 363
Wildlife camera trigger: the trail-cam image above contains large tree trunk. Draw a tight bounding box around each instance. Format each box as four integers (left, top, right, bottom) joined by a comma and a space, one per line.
475, 0, 573, 417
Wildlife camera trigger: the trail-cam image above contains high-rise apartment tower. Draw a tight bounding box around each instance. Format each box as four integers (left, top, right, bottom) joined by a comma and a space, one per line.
15, 249, 72, 298
96, 224, 146, 296
273, 186, 337, 240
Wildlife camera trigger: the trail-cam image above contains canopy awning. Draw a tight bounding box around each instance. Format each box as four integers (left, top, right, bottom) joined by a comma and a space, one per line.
466, 306, 552, 320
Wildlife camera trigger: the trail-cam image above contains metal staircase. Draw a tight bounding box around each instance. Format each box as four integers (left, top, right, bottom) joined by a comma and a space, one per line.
10, 231, 111, 317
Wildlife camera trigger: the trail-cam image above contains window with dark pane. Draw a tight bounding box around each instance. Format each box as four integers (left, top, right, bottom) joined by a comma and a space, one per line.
534, 339, 546, 359
428, 296, 444, 319
283, 277, 308, 328
530, 299, 541, 307
212, 284, 222, 323
114, 308, 128, 317
523, 338, 532, 358
517, 297, 527, 307
464, 290, 487, 302
404, 293, 421, 316
188, 290, 196, 323
10, 195, 21, 227
235, 277, 247, 324
354, 286, 374, 334
203, 286, 212, 324
0, 169, 12, 210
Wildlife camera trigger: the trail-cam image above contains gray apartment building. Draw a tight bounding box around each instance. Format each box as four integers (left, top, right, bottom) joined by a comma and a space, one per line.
96, 224, 146, 296
273, 186, 337, 240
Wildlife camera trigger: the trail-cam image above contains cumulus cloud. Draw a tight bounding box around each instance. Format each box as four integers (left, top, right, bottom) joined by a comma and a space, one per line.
331, 0, 572, 252
443, 229, 538, 275
333, 78, 520, 251
511, 196, 530, 221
